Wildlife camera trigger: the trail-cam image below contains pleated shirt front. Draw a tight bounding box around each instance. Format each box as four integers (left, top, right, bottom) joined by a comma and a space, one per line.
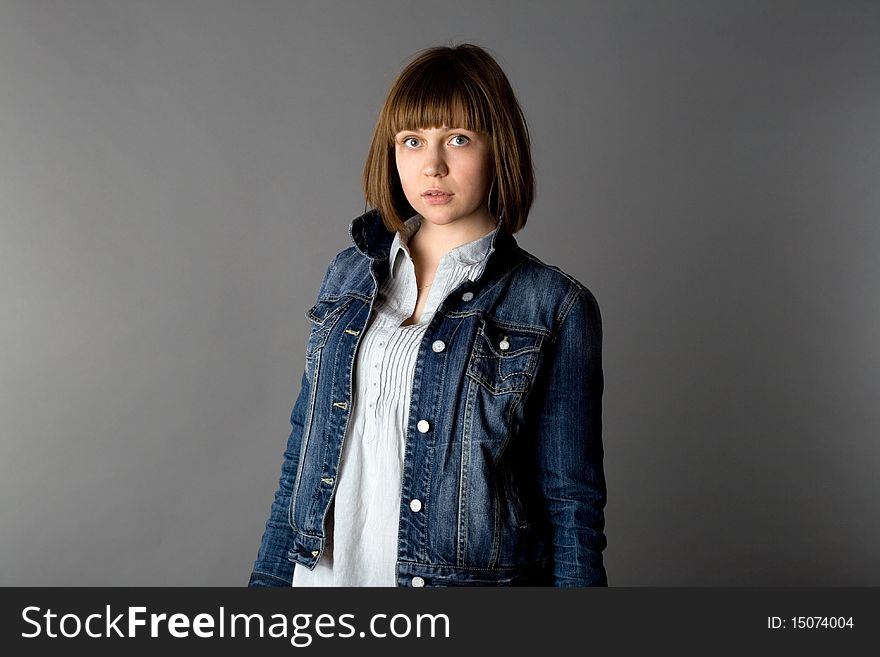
292, 213, 499, 586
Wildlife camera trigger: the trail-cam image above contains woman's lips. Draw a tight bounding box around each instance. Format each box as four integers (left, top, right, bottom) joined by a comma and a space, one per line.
422, 192, 453, 205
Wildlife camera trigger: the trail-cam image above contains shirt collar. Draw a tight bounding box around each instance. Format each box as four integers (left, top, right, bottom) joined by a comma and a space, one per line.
388, 214, 501, 279
388, 214, 423, 279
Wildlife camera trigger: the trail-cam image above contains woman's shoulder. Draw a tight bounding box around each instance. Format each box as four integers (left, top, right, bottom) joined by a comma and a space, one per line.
313, 245, 371, 299
488, 244, 602, 341
330, 244, 364, 269
511, 245, 600, 307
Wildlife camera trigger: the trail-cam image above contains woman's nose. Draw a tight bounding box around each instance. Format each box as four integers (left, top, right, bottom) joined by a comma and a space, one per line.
422, 146, 448, 176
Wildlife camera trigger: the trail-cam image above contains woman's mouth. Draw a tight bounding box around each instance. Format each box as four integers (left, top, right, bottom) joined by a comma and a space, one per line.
422, 189, 453, 205
422, 191, 453, 204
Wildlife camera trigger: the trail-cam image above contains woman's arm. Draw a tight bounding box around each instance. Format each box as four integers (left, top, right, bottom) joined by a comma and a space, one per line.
529, 285, 607, 586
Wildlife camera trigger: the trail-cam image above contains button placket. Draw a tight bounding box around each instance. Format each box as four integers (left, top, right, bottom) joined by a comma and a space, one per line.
365, 330, 392, 439
373, 339, 386, 403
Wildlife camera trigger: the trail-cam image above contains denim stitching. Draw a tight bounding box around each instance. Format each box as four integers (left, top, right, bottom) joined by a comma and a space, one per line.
457, 376, 477, 566
289, 332, 323, 536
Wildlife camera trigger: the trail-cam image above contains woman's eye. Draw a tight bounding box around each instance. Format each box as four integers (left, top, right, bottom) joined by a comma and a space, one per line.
399, 134, 470, 148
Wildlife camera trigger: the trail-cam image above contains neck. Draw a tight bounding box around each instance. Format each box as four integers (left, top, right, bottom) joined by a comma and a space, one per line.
409, 214, 497, 265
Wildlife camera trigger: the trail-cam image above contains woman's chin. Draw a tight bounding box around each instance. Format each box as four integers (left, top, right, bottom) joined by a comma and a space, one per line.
416, 206, 489, 229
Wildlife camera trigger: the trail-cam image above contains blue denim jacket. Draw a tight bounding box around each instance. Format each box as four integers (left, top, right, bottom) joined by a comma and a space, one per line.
249, 209, 606, 587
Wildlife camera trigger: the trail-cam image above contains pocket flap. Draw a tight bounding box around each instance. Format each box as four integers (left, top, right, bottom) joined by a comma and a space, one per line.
466, 317, 544, 394
305, 296, 351, 325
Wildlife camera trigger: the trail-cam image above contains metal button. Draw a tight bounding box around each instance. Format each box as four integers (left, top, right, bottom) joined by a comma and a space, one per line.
409, 499, 422, 512
461, 291, 474, 301
311, 550, 319, 557
417, 419, 430, 433
499, 338, 510, 351
432, 340, 446, 352
411, 576, 425, 587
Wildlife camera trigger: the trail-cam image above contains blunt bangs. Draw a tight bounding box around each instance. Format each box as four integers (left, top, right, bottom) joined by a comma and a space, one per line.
385, 65, 492, 140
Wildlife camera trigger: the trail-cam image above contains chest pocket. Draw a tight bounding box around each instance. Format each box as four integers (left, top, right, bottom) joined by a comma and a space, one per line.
304, 296, 353, 364
466, 317, 544, 394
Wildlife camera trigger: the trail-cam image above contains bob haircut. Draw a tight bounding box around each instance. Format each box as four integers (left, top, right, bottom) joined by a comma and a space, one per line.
363, 43, 535, 235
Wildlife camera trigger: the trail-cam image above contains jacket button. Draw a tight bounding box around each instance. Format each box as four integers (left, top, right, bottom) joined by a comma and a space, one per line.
411, 576, 425, 587
499, 338, 510, 351
461, 291, 474, 301
431, 340, 446, 352
409, 499, 422, 512
417, 420, 430, 433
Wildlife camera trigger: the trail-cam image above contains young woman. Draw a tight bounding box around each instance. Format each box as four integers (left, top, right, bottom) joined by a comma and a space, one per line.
249, 43, 606, 587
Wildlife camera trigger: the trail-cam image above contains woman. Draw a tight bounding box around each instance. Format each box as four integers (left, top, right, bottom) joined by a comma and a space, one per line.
249, 43, 606, 587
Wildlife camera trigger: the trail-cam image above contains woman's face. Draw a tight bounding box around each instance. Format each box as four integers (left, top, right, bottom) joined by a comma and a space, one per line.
394, 126, 494, 230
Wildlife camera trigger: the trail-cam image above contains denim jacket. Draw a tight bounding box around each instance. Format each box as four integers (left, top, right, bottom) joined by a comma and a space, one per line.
249, 209, 606, 587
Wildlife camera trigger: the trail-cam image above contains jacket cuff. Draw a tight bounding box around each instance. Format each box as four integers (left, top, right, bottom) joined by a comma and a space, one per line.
248, 563, 294, 587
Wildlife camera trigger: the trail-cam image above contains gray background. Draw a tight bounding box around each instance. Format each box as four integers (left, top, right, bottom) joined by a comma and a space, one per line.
1, 0, 877, 586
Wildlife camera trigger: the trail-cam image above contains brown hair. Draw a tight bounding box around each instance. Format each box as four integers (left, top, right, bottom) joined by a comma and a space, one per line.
362, 43, 535, 235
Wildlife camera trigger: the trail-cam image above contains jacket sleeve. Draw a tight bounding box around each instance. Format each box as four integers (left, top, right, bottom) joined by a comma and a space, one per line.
248, 254, 339, 587
530, 285, 607, 586
248, 368, 313, 586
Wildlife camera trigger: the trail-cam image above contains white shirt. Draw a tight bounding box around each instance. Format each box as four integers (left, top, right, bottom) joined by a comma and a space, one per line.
292, 213, 499, 586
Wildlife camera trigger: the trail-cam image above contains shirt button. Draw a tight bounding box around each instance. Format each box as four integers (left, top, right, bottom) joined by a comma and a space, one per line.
461, 291, 474, 302
432, 340, 446, 352
417, 419, 430, 433
409, 499, 422, 512
411, 576, 425, 587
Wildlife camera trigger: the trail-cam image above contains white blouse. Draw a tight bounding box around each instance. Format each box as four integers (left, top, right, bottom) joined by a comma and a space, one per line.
292, 213, 499, 586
